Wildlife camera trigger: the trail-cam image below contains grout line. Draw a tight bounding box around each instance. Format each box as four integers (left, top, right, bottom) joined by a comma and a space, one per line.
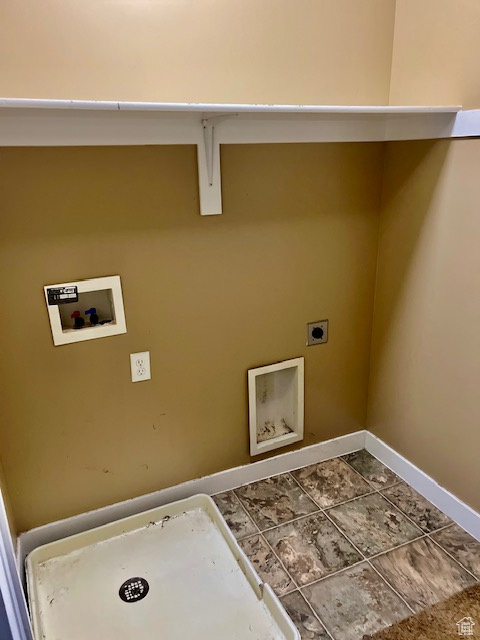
340, 454, 401, 492
287, 472, 325, 511
289, 467, 403, 520
376, 492, 424, 534
367, 561, 416, 616
282, 588, 336, 640
233, 482, 322, 535
261, 450, 366, 484
379, 488, 460, 535
233, 489, 301, 592
321, 509, 416, 616
378, 486, 449, 529
231, 455, 477, 625
287, 467, 430, 589
232, 449, 365, 491
244, 471, 326, 534
217, 489, 330, 633
318, 489, 377, 510
297, 590, 336, 640
237, 531, 260, 543
215, 452, 477, 640
232, 491, 262, 536
259, 531, 300, 592
237, 528, 300, 594
320, 509, 367, 560
428, 522, 454, 535
244, 473, 375, 611
374, 489, 477, 578
367, 533, 427, 561
324, 460, 450, 548
319, 487, 418, 616
379, 479, 404, 490
339, 453, 384, 487
323, 488, 421, 527
298, 557, 368, 589
324, 502, 417, 615
259, 509, 323, 534
237, 456, 402, 519
289, 463, 379, 511
427, 533, 480, 583
229, 490, 261, 538
338, 467, 454, 544
320, 486, 435, 565
243, 477, 472, 588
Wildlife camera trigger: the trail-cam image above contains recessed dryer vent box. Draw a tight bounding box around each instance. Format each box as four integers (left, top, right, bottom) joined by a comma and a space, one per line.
248, 357, 304, 456
44, 275, 127, 346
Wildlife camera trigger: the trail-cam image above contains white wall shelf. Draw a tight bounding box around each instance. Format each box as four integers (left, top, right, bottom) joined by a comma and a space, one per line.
1, 99, 478, 215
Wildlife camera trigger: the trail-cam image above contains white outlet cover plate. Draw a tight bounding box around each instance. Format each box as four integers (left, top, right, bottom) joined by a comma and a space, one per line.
130, 351, 151, 382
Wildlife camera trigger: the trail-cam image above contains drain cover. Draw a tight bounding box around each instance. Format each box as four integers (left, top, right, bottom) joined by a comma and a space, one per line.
119, 577, 149, 603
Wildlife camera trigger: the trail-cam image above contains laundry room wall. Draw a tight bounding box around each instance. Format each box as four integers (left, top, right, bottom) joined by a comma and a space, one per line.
368, 0, 480, 513
0, 142, 384, 531
368, 138, 480, 513
0, 0, 396, 105
389, 0, 480, 108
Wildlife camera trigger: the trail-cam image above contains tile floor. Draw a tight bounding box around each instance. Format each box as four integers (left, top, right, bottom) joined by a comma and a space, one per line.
213, 449, 480, 640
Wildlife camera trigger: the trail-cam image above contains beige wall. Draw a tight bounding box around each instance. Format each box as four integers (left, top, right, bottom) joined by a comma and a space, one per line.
0, 0, 395, 105
0, 143, 383, 531
370, 0, 480, 513
390, 0, 480, 108
6, 0, 480, 109
368, 138, 480, 512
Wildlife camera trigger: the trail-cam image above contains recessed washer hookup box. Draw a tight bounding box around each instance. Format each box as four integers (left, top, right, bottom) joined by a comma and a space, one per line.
43, 275, 127, 346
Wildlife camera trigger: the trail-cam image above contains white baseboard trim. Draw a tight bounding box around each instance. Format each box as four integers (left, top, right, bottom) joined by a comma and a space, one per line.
17, 429, 480, 571
365, 432, 480, 541
17, 430, 366, 568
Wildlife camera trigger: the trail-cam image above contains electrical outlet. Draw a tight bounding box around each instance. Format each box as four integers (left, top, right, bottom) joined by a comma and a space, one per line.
306, 320, 328, 346
130, 351, 151, 382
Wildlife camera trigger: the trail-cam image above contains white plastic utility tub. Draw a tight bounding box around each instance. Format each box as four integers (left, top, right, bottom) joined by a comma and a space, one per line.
26, 494, 299, 640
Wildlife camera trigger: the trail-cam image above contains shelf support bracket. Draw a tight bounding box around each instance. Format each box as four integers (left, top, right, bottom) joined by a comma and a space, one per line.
197, 115, 234, 216
202, 118, 216, 188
